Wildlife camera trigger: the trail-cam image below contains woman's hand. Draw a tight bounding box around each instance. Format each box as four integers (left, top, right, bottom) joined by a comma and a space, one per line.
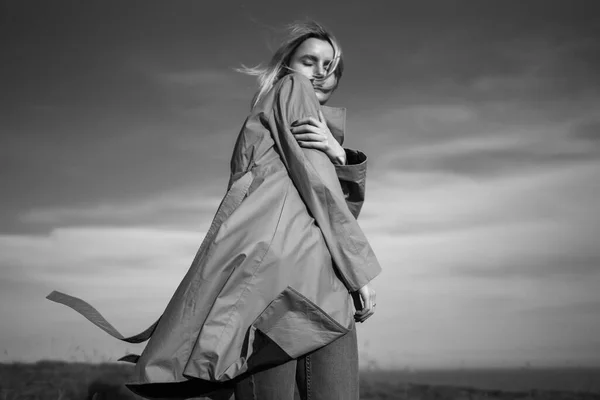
291, 109, 347, 165
352, 283, 376, 323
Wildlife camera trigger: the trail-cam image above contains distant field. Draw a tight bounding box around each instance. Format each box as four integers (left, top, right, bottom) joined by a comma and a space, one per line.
1, 361, 599, 400
361, 367, 600, 393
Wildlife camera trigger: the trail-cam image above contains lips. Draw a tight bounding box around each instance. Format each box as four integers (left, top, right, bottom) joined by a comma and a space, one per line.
313, 85, 332, 94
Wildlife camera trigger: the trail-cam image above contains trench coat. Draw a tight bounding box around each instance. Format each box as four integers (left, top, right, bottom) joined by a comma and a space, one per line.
47, 73, 382, 399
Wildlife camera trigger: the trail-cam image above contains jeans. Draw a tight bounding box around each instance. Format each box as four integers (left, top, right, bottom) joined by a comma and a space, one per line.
233, 322, 358, 400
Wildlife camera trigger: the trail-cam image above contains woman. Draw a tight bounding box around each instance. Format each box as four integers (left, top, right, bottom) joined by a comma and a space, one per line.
47, 20, 381, 400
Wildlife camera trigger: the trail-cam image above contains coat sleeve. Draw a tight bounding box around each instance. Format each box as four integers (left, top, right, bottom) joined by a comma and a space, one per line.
268, 73, 381, 292
334, 148, 367, 219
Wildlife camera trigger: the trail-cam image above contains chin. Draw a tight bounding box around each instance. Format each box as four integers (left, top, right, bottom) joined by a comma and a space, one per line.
316, 93, 330, 105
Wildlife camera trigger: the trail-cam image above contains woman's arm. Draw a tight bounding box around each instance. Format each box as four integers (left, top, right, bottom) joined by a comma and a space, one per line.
268, 73, 381, 293
290, 112, 369, 219
289, 110, 347, 164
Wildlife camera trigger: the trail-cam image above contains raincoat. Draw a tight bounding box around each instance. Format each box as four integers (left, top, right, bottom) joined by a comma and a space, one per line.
47, 73, 381, 399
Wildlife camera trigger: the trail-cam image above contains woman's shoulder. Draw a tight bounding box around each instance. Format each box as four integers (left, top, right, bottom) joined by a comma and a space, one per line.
271, 72, 314, 97
256, 72, 317, 114
251, 73, 316, 115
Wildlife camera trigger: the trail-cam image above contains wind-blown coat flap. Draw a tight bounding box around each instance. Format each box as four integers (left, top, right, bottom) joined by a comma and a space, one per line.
269, 73, 381, 292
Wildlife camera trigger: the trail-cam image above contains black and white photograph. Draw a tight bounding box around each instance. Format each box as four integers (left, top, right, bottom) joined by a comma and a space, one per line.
1, 1, 599, 399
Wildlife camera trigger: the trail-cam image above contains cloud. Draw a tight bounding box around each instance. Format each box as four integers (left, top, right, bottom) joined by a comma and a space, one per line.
0, 223, 210, 362
450, 252, 600, 280
521, 300, 600, 318
361, 160, 600, 277
390, 132, 599, 178
20, 189, 223, 229
0, 226, 202, 278
570, 119, 600, 143
351, 88, 600, 182
0, 224, 206, 348
352, 141, 600, 366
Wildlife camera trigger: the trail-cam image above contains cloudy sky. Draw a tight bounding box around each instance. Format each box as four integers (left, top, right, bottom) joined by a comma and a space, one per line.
1, 0, 599, 369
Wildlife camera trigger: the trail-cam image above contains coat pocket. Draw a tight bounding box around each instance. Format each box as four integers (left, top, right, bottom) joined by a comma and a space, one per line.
252, 286, 350, 360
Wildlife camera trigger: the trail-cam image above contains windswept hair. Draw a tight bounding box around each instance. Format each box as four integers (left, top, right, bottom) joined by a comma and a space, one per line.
237, 20, 344, 109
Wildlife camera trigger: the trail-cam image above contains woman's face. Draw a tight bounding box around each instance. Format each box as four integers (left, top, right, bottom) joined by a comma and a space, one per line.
288, 37, 338, 105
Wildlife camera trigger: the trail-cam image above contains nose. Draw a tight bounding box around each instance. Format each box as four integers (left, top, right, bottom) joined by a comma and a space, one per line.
314, 64, 325, 78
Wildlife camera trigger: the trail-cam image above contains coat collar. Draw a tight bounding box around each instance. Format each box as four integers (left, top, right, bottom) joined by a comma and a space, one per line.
321, 105, 346, 146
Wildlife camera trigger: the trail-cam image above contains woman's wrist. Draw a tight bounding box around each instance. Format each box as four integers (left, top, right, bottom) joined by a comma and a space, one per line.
331, 147, 346, 165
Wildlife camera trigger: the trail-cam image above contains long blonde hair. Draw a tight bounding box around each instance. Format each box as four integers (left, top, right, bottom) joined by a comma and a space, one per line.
237, 20, 344, 109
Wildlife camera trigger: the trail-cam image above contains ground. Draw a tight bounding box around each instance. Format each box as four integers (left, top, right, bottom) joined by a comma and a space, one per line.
1, 361, 599, 400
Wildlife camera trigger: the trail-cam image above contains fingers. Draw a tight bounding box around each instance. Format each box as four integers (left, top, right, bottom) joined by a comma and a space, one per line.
290, 124, 325, 136
291, 124, 328, 148
291, 114, 342, 162
293, 133, 327, 142
355, 303, 374, 323
354, 286, 377, 323
355, 309, 373, 323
